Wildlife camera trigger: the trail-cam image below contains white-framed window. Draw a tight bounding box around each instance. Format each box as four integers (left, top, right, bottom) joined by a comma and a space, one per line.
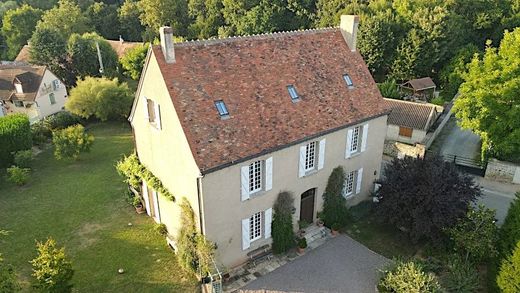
13, 100, 23, 107
49, 93, 56, 105
52, 79, 60, 90
249, 160, 262, 193
249, 212, 262, 242
145, 98, 162, 130
343, 171, 355, 197
350, 126, 360, 153
305, 141, 317, 171
146, 99, 156, 123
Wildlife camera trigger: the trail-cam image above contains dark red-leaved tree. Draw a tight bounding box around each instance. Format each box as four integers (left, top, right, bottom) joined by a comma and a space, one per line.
376, 155, 481, 243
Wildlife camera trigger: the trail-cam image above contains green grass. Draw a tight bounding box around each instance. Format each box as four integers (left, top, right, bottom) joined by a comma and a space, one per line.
0, 123, 197, 292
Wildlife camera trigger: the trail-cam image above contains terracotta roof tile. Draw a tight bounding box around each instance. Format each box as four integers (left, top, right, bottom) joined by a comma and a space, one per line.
0, 63, 46, 101
153, 28, 388, 173
402, 77, 436, 91
383, 98, 442, 130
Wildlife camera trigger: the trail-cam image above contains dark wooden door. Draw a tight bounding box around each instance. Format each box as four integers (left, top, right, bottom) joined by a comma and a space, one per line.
300, 189, 315, 224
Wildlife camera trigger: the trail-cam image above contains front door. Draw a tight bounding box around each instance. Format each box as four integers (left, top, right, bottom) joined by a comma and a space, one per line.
300, 188, 315, 224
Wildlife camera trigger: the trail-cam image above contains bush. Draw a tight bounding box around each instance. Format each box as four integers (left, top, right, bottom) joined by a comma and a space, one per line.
30, 238, 73, 292
379, 260, 442, 293
322, 166, 350, 228
154, 223, 168, 236
497, 241, 520, 293
430, 96, 445, 106
297, 237, 307, 249
378, 79, 401, 99
52, 124, 94, 160
0, 114, 32, 167
13, 149, 33, 168
0, 261, 19, 292
6, 166, 30, 186
499, 192, 520, 257
116, 153, 143, 189
442, 256, 479, 293
271, 191, 295, 254
120, 43, 148, 80
44, 111, 82, 130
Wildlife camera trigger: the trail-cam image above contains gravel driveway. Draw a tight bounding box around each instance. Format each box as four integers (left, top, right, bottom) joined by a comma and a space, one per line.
241, 235, 389, 293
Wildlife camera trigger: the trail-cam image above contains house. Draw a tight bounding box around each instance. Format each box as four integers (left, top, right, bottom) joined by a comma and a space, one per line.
128, 15, 389, 268
400, 77, 436, 101
383, 98, 442, 145
0, 62, 67, 123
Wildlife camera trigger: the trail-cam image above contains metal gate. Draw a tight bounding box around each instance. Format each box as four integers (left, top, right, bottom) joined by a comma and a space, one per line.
438, 153, 487, 176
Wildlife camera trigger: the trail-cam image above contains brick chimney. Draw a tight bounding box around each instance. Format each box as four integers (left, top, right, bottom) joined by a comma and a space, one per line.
159, 26, 175, 63
340, 15, 359, 52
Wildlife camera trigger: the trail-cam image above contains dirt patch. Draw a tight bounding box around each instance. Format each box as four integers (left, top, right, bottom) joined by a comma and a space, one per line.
76, 223, 106, 249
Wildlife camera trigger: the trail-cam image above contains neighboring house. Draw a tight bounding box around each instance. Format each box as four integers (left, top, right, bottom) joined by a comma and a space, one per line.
129, 15, 389, 268
400, 77, 437, 101
383, 98, 442, 145
0, 62, 67, 123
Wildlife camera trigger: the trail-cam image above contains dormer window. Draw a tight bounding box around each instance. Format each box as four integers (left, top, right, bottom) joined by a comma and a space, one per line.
343, 74, 354, 89
287, 85, 299, 102
214, 100, 229, 119
14, 83, 23, 94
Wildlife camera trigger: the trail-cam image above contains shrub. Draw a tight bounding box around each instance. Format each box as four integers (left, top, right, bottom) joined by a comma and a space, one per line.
499, 192, 520, 257
31, 121, 51, 146
331, 223, 340, 231
271, 191, 295, 254
6, 166, 30, 186
322, 166, 350, 228
120, 43, 148, 80
448, 205, 498, 262
430, 96, 445, 106
132, 196, 142, 207
376, 155, 480, 243
497, 241, 520, 293
442, 255, 479, 293
379, 260, 442, 293
0, 261, 19, 292
378, 79, 401, 99
44, 111, 82, 130
154, 223, 168, 236
52, 124, 94, 160
297, 237, 307, 249
13, 149, 33, 168
0, 114, 32, 167
30, 238, 73, 292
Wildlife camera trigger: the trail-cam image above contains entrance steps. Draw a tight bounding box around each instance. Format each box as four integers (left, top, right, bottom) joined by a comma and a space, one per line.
303, 225, 330, 249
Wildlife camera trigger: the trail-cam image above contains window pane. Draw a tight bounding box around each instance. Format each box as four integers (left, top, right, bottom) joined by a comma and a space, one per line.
350, 126, 360, 153
249, 160, 262, 193
249, 212, 262, 241
305, 141, 316, 171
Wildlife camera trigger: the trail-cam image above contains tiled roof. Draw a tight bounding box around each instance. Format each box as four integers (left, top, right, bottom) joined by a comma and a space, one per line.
0, 63, 46, 101
402, 77, 436, 91
152, 28, 388, 173
383, 98, 441, 130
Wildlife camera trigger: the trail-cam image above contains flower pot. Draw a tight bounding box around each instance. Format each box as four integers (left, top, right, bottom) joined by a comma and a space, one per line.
297, 247, 305, 254
331, 229, 338, 236
317, 220, 324, 227
134, 204, 145, 214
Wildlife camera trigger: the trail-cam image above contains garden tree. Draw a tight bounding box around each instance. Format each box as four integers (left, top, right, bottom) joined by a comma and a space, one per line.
453, 28, 520, 162
36, 0, 90, 39
389, 28, 424, 81
86, 2, 120, 40
52, 124, 94, 160
377, 79, 400, 99
438, 44, 480, 100
1, 4, 42, 59
120, 43, 148, 80
31, 238, 73, 292
66, 77, 133, 121
0, 114, 31, 167
497, 240, 520, 293
118, 0, 145, 41
0, 1, 17, 16
22, 0, 59, 10
379, 260, 442, 293
376, 155, 481, 243
188, 0, 224, 39
499, 193, 520, 257
314, 0, 367, 28
67, 32, 119, 78
271, 191, 296, 254
138, 0, 191, 39
321, 166, 349, 228
448, 205, 498, 262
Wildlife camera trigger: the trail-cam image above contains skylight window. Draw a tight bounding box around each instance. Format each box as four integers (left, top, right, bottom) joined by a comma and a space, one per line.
214, 100, 229, 118
287, 85, 300, 102
343, 74, 354, 89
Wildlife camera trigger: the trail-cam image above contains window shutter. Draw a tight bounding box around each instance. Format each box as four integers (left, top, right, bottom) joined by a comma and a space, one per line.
242, 218, 250, 250
142, 182, 151, 217
265, 157, 273, 191
318, 139, 326, 170
356, 168, 363, 194
240, 166, 250, 201
361, 123, 369, 152
345, 129, 353, 158
298, 145, 307, 178
152, 190, 161, 223
264, 208, 272, 239
143, 98, 149, 121
154, 103, 162, 130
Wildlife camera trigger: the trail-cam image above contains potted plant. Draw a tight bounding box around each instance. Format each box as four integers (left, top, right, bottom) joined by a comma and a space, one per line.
297, 237, 307, 254
331, 223, 340, 236
316, 211, 324, 227
132, 196, 145, 214
298, 220, 310, 237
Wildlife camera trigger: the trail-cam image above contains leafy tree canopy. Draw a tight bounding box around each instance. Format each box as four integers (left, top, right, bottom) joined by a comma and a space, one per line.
1, 4, 43, 59
120, 43, 148, 80
67, 32, 119, 78
36, 0, 90, 39
497, 240, 520, 293
118, 0, 145, 41
86, 2, 120, 40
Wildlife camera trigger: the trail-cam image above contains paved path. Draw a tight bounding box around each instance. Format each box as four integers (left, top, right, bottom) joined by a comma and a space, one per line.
242, 235, 389, 293
475, 177, 519, 225
438, 118, 481, 159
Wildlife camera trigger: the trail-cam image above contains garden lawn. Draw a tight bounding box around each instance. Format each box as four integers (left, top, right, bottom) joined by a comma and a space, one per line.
0, 123, 197, 292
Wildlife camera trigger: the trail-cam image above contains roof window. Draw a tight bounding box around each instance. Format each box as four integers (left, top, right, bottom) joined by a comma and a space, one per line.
343, 74, 354, 89
214, 100, 229, 118
287, 85, 300, 102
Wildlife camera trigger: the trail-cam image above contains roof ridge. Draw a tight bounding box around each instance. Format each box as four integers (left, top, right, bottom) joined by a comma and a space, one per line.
383, 98, 436, 108
174, 26, 339, 47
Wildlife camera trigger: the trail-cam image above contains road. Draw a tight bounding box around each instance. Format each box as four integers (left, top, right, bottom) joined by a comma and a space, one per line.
475, 177, 519, 225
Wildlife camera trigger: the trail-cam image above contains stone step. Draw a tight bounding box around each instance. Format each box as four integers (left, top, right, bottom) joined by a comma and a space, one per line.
303, 225, 329, 244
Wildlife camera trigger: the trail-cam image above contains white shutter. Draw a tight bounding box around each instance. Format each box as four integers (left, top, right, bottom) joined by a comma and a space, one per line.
154, 103, 162, 130
152, 190, 160, 223
346, 129, 353, 158
318, 139, 326, 170
298, 145, 307, 178
264, 208, 272, 239
242, 218, 250, 250
361, 123, 369, 152
143, 98, 149, 121
356, 168, 363, 194
240, 166, 250, 201
142, 182, 151, 217
265, 157, 273, 191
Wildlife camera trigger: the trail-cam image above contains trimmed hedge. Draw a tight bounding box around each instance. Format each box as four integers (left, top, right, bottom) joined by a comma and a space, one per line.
0, 114, 31, 167
499, 193, 520, 258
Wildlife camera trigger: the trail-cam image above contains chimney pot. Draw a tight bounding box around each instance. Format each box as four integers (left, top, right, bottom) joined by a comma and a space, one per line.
340, 15, 359, 52
159, 26, 175, 63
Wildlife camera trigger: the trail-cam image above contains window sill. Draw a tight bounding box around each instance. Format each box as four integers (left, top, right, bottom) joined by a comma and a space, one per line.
303, 169, 318, 177
347, 152, 361, 159
250, 189, 268, 198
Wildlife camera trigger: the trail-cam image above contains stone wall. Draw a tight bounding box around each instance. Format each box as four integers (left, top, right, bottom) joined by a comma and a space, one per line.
384, 140, 426, 159
485, 158, 520, 184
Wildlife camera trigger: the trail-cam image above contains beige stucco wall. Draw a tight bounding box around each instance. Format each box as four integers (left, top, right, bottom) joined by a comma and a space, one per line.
201, 115, 388, 268
131, 51, 201, 237
386, 124, 426, 144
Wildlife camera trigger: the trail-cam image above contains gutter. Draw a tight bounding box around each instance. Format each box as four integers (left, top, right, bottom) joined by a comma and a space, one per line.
196, 174, 206, 235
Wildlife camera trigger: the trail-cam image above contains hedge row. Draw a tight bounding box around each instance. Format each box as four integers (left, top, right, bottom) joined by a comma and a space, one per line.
0, 114, 31, 167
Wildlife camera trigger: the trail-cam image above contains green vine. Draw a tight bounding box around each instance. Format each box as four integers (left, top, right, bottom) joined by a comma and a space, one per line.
116, 152, 175, 201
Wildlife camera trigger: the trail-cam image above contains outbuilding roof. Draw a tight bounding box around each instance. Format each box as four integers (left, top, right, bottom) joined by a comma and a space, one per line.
383, 98, 442, 130
0, 63, 46, 101
401, 77, 436, 91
